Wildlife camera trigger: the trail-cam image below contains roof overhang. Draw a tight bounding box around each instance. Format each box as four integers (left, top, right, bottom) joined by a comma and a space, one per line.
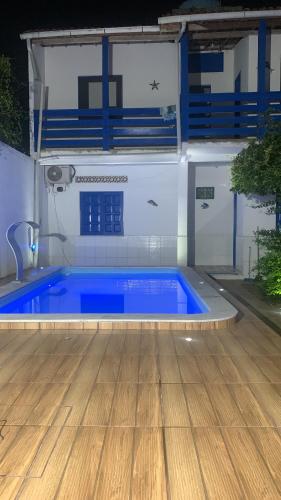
20, 10, 281, 50
159, 9, 281, 51
158, 9, 281, 25
20, 25, 179, 46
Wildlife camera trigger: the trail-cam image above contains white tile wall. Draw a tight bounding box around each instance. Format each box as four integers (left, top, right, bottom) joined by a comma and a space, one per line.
49, 235, 178, 267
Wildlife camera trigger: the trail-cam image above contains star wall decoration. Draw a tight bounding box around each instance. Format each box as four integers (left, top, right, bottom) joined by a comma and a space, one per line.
149, 80, 160, 90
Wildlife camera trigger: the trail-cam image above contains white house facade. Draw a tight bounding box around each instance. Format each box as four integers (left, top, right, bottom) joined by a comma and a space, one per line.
20, 8, 281, 275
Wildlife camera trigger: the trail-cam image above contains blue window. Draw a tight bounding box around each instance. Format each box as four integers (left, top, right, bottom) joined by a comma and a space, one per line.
80, 191, 124, 235
189, 53, 224, 73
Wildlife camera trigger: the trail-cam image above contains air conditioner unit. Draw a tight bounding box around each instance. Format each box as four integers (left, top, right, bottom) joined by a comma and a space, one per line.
45, 166, 72, 185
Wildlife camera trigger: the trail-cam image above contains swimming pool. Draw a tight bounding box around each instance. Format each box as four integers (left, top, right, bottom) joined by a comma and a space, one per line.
0, 267, 207, 315
0, 267, 238, 330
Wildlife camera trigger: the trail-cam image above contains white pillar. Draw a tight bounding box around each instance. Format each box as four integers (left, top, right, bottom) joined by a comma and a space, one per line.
177, 156, 188, 266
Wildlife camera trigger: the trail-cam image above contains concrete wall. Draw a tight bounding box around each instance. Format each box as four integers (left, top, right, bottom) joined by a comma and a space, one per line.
194, 163, 234, 266
0, 142, 34, 278
39, 32, 281, 111
40, 150, 276, 273
32, 44, 45, 104
234, 37, 249, 91
113, 43, 178, 107
192, 161, 276, 274
270, 33, 281, 91
236, 194, 275, 277
45, 45, 102, 109
45, 160, 180, 266
45, 42, 177, 109
233, 32, 280, 93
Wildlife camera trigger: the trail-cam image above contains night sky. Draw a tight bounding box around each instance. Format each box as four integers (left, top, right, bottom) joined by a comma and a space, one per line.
1, 0, 279, 150
1, 1, 280, 63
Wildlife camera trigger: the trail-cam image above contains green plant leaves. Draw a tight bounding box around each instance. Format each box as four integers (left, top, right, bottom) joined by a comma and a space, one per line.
0, 55, 23, 150
231, 129, 281, 213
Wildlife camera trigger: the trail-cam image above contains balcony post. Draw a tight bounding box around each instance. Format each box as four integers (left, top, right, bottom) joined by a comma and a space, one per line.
180, 30, 189, 142
102, 35, 110, 150
257, 19, 267, 136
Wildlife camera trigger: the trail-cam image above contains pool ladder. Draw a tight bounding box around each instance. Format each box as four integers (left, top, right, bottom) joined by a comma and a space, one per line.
6, 221, 67, 282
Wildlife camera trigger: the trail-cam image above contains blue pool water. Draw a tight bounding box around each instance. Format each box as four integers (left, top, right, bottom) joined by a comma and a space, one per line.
0, 269, 208, 315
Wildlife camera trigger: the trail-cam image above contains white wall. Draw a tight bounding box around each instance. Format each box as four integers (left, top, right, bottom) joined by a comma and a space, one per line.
234, 32, 279, 93
45, 160, 180, 266
236, 194, 275, 277
194, 163, 234, 266
113, 43, 178, 107
234, 37, 249, 90
32, 44, 45, 107
38, 33, 281, 112
270, 33, 281, 91
45, 45, 102, 109
0, 142, 34, 278
248, 35, 258, 92
45, 42, 177, 109
193, 161, 276, 273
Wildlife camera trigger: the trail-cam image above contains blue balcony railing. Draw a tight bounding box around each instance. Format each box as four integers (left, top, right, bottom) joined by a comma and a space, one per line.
184, 91, 281, 139
34, 91, 281, 151
34, 107, 177, 151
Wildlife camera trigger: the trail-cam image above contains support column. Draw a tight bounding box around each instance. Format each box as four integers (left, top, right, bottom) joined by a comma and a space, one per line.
102, 36, 110, 151
180, 31, 189, 142
258, 19, 267, 95
233, 192, 238, 269
257, 19, 267, 136
177, 156, 188, 266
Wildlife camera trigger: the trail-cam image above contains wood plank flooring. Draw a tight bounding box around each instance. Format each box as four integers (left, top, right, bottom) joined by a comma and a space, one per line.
0, 310, 280, 498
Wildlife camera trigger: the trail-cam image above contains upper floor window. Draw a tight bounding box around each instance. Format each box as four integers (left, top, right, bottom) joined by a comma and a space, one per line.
78, 76, 123, 109
80, 191, 124, 236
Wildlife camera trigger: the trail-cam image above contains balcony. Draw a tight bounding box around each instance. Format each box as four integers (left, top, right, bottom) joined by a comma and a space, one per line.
34, 91, 281, 153
34, 107, 177, 151
184, 91, 281, 140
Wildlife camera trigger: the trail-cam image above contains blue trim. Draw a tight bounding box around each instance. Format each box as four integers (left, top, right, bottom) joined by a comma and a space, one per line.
34, 110, 39, 152
110, 118, 176, 126
113, 127, 177, 137
233, 193, 238, 269
42, 129, 103, 138
189, 52, 224, 73
36, 89, 281, 148
189, 116, 258, 125
180, 31, 189, 141
258, 19, 267, 138
189, 91, 261, 102
258, 20, 267, 95
235, 73, 241, 94
42, 127, 176, 139
234, 73, 241, 132
102, 36, 110, 151
80, 192, 124, 236
188, 128, 261, 138
43, 109, 103, 117
110, 138, 177, 147
41, 139, 103, 148
110, 107, 162, 116
42, 118, 176, 128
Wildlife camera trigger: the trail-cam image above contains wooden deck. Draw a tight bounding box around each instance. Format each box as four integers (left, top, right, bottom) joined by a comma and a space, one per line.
0, 294, 280, 499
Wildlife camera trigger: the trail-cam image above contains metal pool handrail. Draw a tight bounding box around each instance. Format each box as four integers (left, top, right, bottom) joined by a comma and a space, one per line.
6, 221, 40, 282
